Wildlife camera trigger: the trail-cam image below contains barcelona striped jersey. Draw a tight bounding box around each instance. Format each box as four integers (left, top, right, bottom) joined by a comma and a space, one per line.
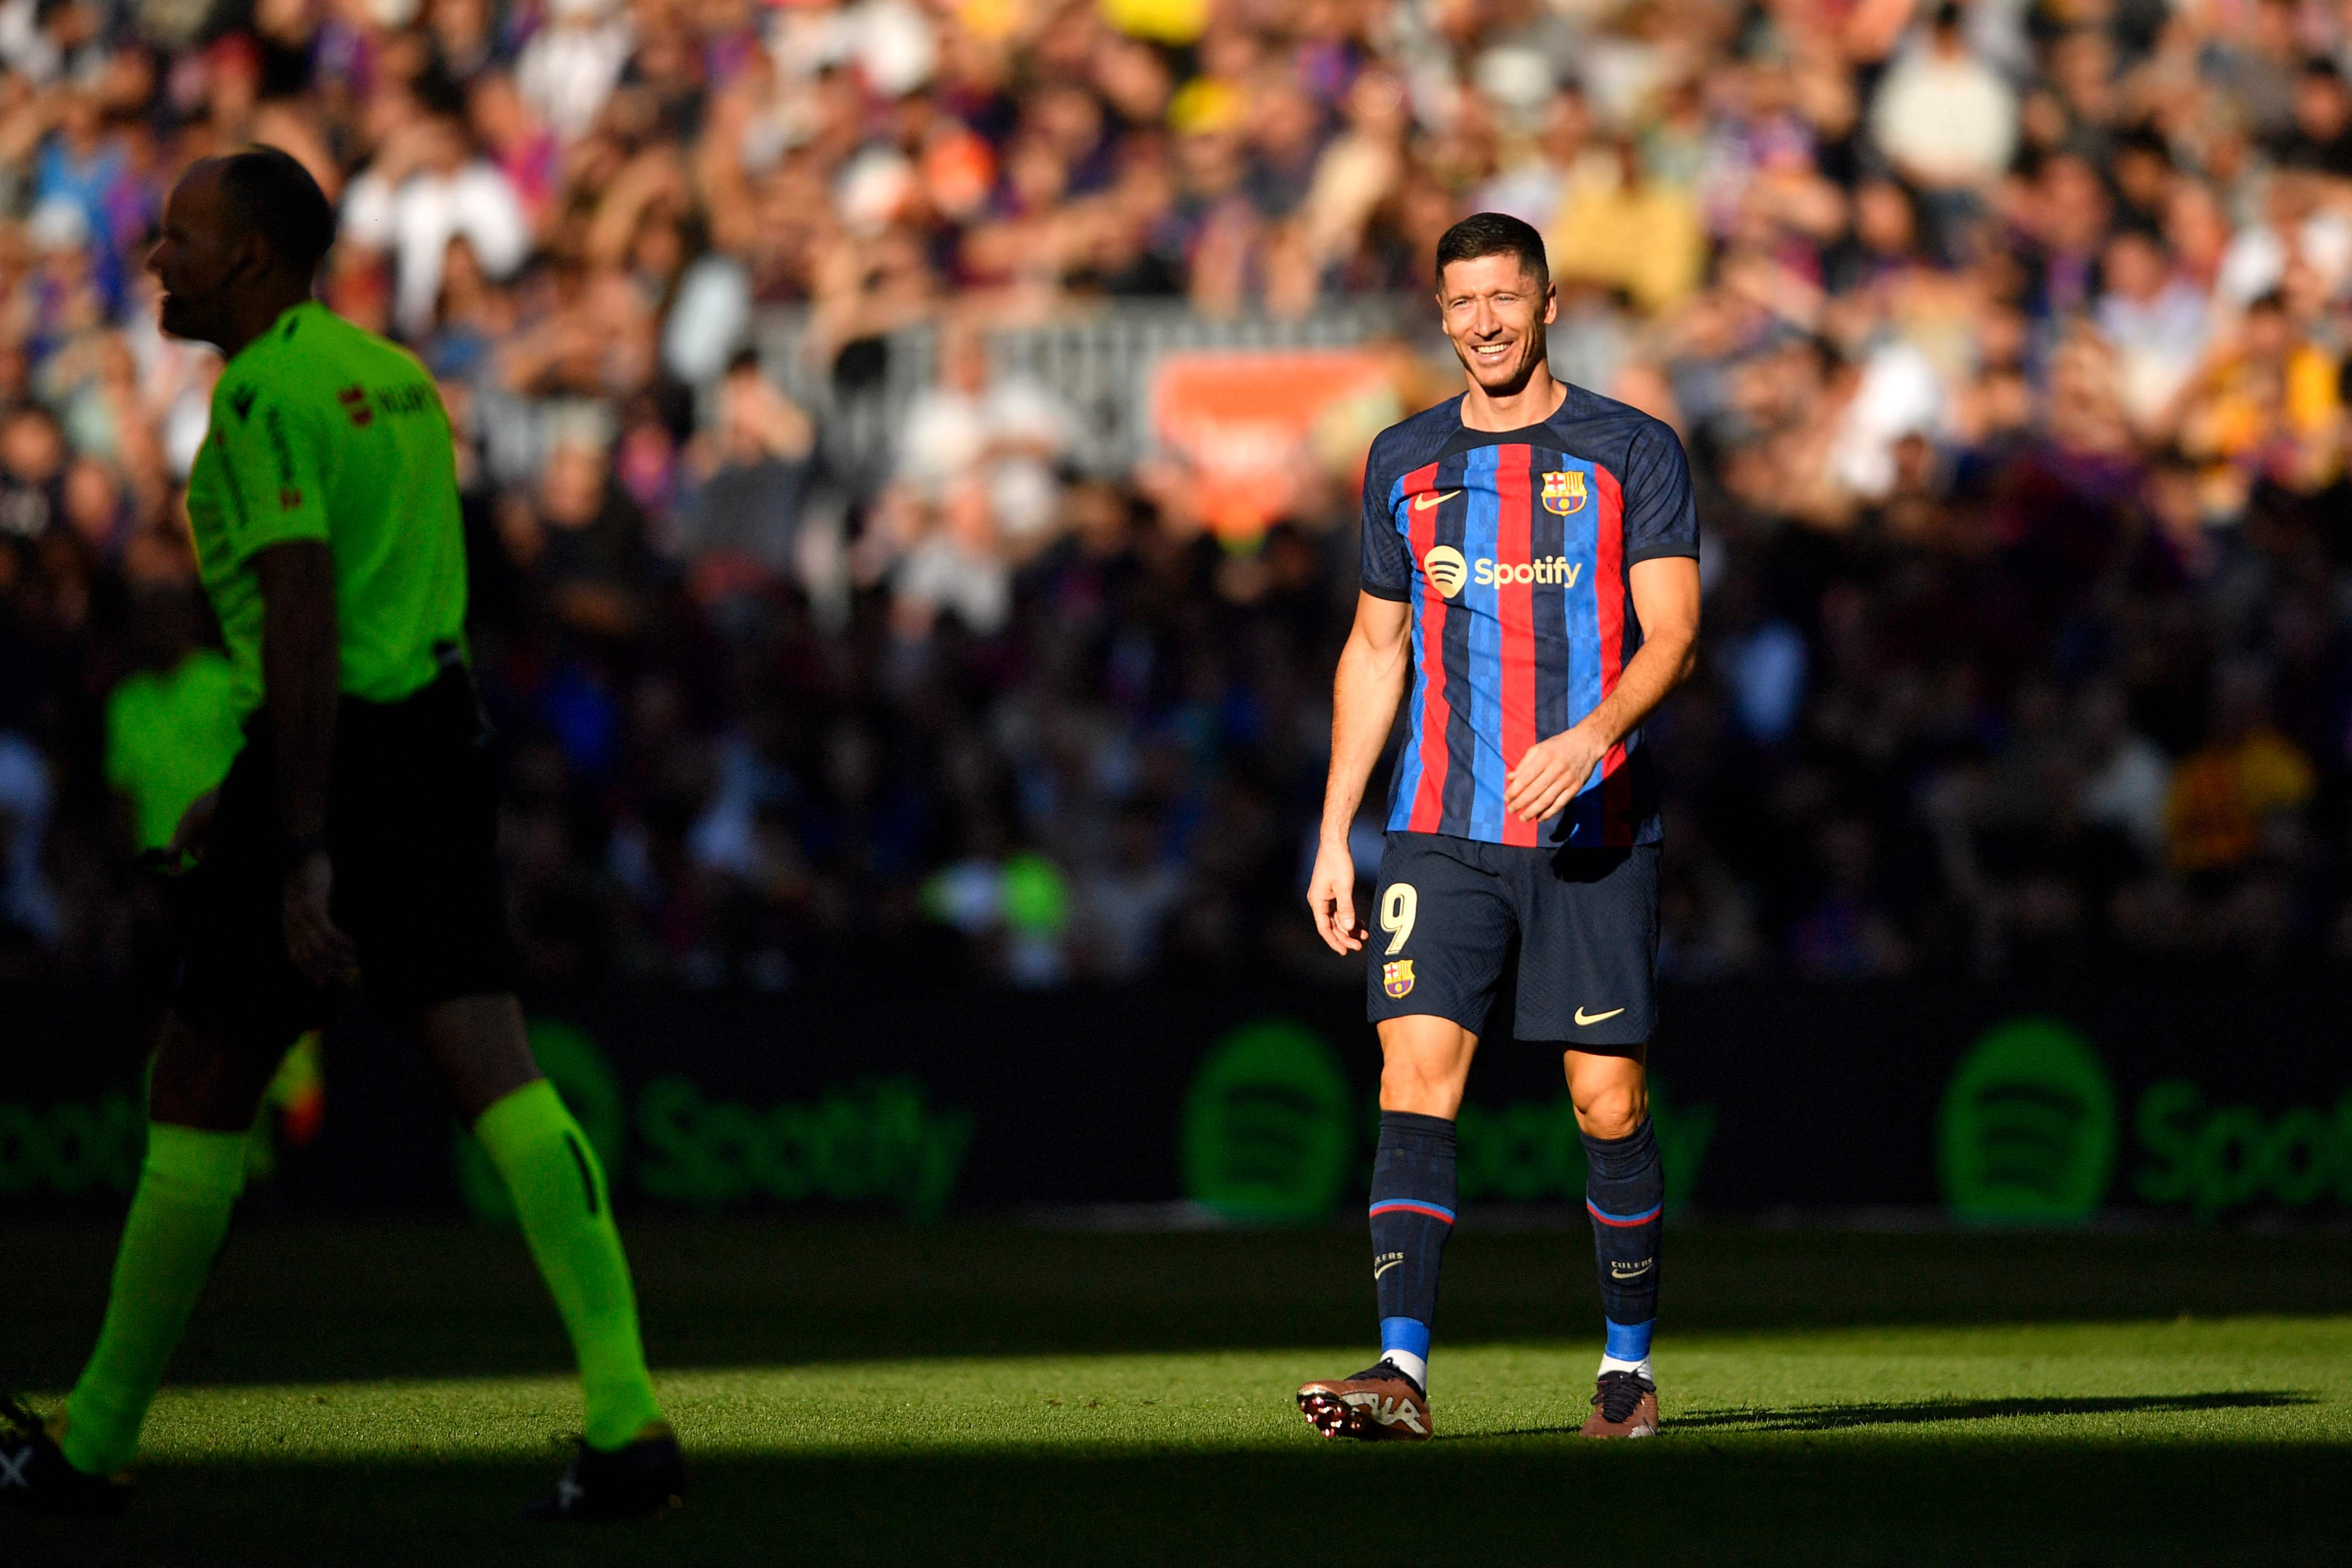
1360, 387, 1699, 848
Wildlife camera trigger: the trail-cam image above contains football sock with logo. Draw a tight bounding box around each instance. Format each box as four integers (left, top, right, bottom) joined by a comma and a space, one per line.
473, 1080, 665, 1451
1368, 1110, 1457, 1391
62, 1122, 248, 1475
1582, 1118, 1663, 1378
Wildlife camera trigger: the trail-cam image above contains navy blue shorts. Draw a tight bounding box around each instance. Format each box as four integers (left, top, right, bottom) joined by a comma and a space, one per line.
1364, 831, 1658, 1047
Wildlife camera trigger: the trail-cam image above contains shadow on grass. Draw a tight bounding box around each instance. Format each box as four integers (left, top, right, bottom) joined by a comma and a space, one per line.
16, 1223, 2352, 1390
9, 1438, 2352, 1568
1467, 1390, 2319, 1441
1667, 1390, 2321, 1434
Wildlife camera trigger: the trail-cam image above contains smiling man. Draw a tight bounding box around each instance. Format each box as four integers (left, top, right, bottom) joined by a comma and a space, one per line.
1297, 213, 1702, 1442
0, 147, 679, 1520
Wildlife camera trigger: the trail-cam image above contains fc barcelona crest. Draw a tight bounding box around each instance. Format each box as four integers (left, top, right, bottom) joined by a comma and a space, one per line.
1383, 959, 1415, 998
1542, 470, 1587, 516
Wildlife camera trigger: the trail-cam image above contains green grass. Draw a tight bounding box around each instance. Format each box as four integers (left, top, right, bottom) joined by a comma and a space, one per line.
9, 1223, 2350, 1564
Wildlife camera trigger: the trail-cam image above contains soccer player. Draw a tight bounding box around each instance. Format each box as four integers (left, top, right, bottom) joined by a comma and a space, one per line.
0, 148, 683, 1518
1295, 213, 1700, 1441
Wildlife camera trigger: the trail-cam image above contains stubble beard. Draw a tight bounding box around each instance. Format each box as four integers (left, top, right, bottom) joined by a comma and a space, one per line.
1460, 325, 1548, 398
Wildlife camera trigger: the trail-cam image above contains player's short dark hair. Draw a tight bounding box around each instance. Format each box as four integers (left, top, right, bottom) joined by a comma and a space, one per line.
1434, 212, 1549, 294
216, 146, 337, 279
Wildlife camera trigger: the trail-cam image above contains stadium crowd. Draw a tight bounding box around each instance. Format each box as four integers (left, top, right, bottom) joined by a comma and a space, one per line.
5, 0, 2352, 994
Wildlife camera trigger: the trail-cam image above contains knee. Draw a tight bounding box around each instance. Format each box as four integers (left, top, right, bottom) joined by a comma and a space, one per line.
1572, 1083, 1646, 1142
1378, 1058, 1454, 1118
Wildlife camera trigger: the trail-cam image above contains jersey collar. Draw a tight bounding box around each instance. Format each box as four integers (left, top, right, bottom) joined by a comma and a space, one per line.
227, 299, 327, 368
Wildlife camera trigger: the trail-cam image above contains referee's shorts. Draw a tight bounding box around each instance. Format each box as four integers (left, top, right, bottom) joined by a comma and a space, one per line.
171, 653, 516, 1047
1364, 831, 1659, 1047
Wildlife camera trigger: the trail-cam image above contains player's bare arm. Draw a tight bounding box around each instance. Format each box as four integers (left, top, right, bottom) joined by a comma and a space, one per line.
1310, 590, 1411, 955
255, 538, 358, 987
1503, 555, 1701, 822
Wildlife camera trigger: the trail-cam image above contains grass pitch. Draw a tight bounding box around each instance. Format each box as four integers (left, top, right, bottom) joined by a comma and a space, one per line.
8, 1223, 2348, 1564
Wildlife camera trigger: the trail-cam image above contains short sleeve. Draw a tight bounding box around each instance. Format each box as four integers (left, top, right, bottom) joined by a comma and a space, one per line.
207, 381, 330, 566
1358, 452, 1412, 601
1622, 421, 1698, 564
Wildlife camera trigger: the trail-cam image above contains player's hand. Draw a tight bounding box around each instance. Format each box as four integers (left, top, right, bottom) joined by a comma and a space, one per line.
1308, 836, 1368, 955
167, 788, 220, 862
284, 851, 361, 989
1505, 726, 1609, 823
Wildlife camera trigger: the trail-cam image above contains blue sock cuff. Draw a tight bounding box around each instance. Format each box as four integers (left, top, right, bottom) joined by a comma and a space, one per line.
1380, 1317, 1432, 1363
1604, 1317, 1654, 1362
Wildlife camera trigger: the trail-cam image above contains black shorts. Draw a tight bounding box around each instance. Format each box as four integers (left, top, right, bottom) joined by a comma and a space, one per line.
171, 662, 516, 1046
1364, 831, 1659, 1046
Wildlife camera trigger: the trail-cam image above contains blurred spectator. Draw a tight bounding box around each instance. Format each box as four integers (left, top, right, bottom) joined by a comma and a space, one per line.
8, 0, 2352, 995
2095, 228, 2210, 429
2165, 664, 2317, 876
340, 112, 529, 339
516, 0, 633, 140
895, 323, 1073, 546
1073, 804, 1185, 980
1548, 140, 1703, 316
1870, 4, 2019, 194
0, 730, 59, 952
2275, 60, 2352, 176
2077, 684, 2171, 865
673, 349, 815, 594
891, 473, 1011, 637
1, 401, 66, 539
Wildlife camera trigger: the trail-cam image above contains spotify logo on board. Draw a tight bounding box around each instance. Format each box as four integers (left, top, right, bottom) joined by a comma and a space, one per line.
1937, 1018, 2118, 1225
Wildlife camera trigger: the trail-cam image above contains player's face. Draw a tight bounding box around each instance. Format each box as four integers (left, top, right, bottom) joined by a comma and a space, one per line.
1436, 254, 1556, 397
147, 166, 251, 346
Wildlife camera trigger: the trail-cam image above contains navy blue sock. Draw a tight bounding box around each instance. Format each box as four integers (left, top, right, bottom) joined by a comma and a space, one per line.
1582, 1117, 1663, 1367
1368, 1110, 1455, 1390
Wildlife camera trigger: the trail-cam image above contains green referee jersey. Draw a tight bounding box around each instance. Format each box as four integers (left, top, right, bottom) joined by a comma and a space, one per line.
184, 300, 467, 722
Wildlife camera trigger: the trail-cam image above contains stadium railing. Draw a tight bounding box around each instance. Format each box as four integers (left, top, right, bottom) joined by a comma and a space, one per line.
751, 298, 1424, 494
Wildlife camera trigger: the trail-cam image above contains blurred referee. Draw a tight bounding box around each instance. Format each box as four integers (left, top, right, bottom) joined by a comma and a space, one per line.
0, 147, 682, 1521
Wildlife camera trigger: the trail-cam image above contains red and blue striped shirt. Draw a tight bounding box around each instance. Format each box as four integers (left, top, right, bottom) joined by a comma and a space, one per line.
1360, 388, 1699, 848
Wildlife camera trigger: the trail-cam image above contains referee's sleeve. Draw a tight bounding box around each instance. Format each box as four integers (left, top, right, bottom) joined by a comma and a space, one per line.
1622, 420, 1700, 564
207, 378, 331, 566
1358, 448, 1412, 601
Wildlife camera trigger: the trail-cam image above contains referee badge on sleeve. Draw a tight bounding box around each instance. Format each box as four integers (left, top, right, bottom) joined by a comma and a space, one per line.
1382, 960, 1415, 998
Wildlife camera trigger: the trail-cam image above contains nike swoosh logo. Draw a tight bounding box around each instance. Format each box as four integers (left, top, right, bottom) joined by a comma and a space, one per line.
1411, 490, 1460, 511
1574, 1006, 1626, 1026
1372, 1258, 1402, 1279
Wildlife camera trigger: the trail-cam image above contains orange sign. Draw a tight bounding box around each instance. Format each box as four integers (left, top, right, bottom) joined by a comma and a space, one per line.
1151, 349, 1396, 539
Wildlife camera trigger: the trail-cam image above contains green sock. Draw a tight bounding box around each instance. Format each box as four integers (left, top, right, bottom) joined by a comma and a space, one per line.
63, 1123, 247, 1475
474, 1080, 664, 1450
